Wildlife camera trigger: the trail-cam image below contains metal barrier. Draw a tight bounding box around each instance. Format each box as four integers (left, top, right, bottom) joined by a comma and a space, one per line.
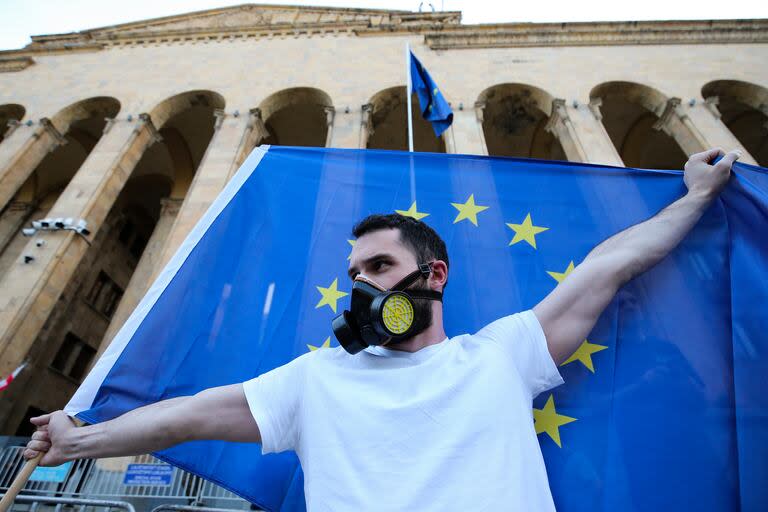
0, 446, 257, 512
2, 495, 136, 512
151, 505, 247, 512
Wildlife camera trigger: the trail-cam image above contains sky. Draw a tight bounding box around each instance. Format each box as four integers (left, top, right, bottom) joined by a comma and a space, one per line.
0, 0, 765, 51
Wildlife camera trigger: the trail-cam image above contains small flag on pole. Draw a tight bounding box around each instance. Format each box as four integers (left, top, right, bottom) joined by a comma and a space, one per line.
408, 50, 453, 137
0, 362, 26, 392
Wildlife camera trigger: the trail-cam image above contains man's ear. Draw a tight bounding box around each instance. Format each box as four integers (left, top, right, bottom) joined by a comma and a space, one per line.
429, 260, 448, 292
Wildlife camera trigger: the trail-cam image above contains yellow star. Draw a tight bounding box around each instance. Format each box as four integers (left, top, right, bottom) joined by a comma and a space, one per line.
315, 278, 348, 313
560, 339, 608, 373
451, 194, 489, 226
506, 213, 549, 249
395, 201, 429, 220
534, 395, 577, 448
307, 336, 331, 352
346, 239, 356, 261
433, 87, 438, 96
547, 261, 575, 284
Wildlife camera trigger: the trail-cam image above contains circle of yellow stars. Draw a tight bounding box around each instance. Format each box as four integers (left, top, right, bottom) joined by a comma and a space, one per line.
309, 195, 609, 448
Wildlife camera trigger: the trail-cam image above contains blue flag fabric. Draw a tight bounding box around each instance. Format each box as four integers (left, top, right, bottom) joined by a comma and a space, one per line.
409, 50, 453, 136
68, 146, 768, 512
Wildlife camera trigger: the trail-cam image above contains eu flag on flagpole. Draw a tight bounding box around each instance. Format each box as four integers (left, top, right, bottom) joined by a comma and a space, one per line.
67, 146, 768, 512
409, 50, 453, 136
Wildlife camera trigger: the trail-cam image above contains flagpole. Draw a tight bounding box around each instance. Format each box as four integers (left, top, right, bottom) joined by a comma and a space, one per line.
405, 42, 414, 153
0, 455, 41, 512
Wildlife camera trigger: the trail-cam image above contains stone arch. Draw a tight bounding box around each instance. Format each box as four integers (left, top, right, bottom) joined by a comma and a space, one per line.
476, 83, 566, 160
257, 87, 333, 147
74, 90, 226, 358
141, 89, 225, 198
0, 97, 122, 277
590, 81, 688, 169
14, 97, 120, 205
0, 104, 25, 144
50, 96, 121, 135
0, 97, 120, 214
149, 90, 225, 130
1, 91, 224, 401
702, 80, 768, 166
365, 86, 446, 153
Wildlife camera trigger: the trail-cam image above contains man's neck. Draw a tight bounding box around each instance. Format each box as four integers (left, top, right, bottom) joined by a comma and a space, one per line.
382, 307, 446, 353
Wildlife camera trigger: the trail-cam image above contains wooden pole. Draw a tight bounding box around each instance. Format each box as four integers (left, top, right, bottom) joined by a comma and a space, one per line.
0, 454, 41, 512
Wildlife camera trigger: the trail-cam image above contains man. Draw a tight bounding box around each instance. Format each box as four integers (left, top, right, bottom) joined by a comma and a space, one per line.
24, 148, 740, 511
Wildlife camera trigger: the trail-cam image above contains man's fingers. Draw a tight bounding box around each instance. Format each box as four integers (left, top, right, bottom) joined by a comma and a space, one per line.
30, 413, 51, 426
689, 148, 724, 163
27, 440, 51, 452
714, 150, 742, 172
23, 449, 40, 460
31, 430, 50, 442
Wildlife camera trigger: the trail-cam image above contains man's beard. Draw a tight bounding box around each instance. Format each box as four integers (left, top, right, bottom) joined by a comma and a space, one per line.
386, 281, 434, 346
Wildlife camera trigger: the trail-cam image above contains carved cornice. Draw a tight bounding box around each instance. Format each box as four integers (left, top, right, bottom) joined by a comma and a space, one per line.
588, 97, 604, 121
247, 108, 270, 141
213, 108, 227, 130
1, 6, 459, 56
544, 99, 569, 134
38, 118, 67, 146
425, 19, 768, 49
704, 96, 722, 119
137, 113, 162, 143
361, 103, 374, 135
1, 8, 765, 59
4, 119, 21, 138
474, 101, 486, 123
0, 56, 35, 72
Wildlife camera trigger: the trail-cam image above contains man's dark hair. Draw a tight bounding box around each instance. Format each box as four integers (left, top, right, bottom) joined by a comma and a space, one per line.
352, 214, 449, 280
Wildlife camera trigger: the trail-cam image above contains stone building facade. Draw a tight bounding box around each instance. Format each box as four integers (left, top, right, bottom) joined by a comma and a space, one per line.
0, 4, 766, 435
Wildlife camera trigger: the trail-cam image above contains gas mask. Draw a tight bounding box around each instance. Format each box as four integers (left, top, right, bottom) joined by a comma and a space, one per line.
332, 262, 443, 354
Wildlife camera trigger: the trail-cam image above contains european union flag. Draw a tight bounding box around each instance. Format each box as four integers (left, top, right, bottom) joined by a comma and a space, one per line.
68, 146, 767, 511
409, 50, 453, 136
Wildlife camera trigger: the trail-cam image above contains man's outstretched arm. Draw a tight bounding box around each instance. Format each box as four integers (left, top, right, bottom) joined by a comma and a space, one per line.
533, 148, 741, 365
23, 383, 261, 466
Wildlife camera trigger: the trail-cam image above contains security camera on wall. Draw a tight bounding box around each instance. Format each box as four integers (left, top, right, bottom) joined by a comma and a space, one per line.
75, 219, 90, 236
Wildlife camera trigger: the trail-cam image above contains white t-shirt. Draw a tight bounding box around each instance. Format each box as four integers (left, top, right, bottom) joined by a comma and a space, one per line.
243, 310, 564, 511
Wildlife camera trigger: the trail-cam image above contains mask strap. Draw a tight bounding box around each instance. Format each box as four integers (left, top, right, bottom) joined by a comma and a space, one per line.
409, 289, 443, 302
391, 262, 433, 291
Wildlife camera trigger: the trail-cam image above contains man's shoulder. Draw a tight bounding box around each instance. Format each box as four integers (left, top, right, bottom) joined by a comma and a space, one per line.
301, 345, 348, 364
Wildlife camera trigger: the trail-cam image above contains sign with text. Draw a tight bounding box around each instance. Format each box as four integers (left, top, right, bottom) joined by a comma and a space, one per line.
123, 463, 174, 486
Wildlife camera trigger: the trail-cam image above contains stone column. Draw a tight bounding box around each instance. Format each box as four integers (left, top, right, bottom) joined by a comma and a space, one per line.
327, 105, 365, 149
555, 98, 625, 166
445, 103, 486, 155
358, 103, 374, 149
94, 197, 183, 361
0, 118, 68, 211
154, 109, 263, 274
0, 115, 160, 375
543, 99, 589, 162
472, 102, 490, 155
678, 97, 758, 164
652, 97, 708, 156
323, 106, 336, 147
0, 201, 34, 255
